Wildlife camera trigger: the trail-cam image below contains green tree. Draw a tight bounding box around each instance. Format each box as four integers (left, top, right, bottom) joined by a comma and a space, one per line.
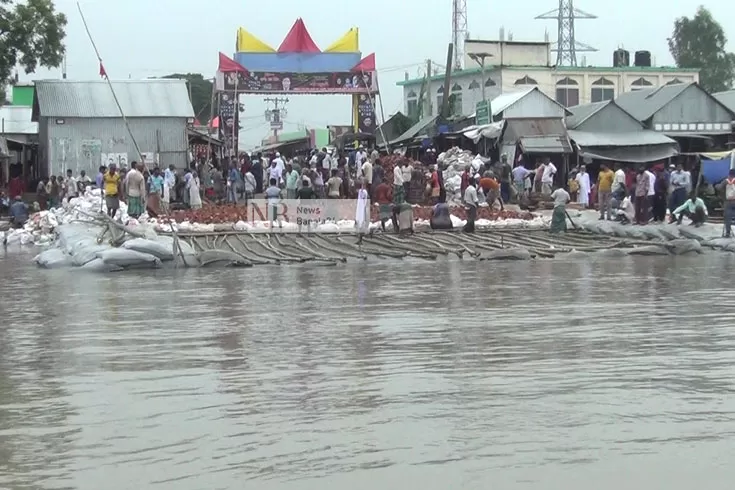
668, 6, 735, 93
161, 73, 213, 123
0, 0, 67, 101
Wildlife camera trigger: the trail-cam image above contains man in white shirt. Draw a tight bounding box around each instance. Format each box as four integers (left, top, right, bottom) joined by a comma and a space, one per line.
541, 158, 556, 196
65, 169, 78, 200
272, 152, 285, 173
645, 165, 656, 221
402, 160, 413, 197
361, 158, 373, 197
393, 161, 405, 204
612, 163, 626, 197
669, 163, 690, 212
268, 160, 283, 187
463, 176, 479, 233
355, 146, 367, 167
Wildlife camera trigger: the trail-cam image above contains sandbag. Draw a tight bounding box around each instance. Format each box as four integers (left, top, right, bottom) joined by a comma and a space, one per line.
666, 238, 702, 255
156, 235, 195, 255
72, 244, 111, 266
658, 227, 680, 240
81, 258, 124, 272
477, 248, 531, 261
640, 228, 665, 241
122, 238, 175, 261
596, 248, 628, 257
198, 249, 252, 267
96, 248, 161, 268
702, 238, 732, 249
621, 227, 647, 240
34, 248, 72, 268
627, 245, 670, 256
677, 227, 704, 241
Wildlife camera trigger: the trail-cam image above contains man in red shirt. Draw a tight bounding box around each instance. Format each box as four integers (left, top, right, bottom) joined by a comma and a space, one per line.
374, 181, 395, 232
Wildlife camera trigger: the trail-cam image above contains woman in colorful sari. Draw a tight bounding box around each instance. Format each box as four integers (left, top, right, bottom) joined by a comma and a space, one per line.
549, 186, 571, 234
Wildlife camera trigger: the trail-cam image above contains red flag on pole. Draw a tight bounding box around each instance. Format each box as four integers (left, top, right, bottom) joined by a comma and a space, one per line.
218, 52, 248, 74
99, 61, 107, 78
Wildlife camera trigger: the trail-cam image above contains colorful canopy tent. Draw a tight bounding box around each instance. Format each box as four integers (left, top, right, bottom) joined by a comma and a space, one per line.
278, 18, 320, 53
325, 28, 359, 53
351, 53, 375, 72
236, 28, 275, 53
233, 18, 365, 73
700, 150, 735, 185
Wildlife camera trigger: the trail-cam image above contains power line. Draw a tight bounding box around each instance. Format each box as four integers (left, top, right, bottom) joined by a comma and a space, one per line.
535, 0, 597, 66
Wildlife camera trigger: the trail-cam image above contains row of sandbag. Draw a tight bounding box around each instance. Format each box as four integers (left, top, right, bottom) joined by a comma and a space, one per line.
34, 223, 199, 271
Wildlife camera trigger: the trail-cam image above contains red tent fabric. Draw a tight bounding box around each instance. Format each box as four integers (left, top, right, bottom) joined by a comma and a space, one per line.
278, 18, 320, 53
218, 52, 248, 73
210, 116, 219, 129
351, 53, 375, 72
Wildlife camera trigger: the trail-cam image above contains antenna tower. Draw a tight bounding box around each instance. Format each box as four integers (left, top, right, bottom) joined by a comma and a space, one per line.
535, 0, 597, 66
452, 0, 468, 69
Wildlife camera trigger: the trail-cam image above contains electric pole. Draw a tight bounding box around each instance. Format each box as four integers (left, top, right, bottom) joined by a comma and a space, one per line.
452, 0, 468, 70
535, 0, 597, 66
425, 60, 432, 117
264, 97, 289, 138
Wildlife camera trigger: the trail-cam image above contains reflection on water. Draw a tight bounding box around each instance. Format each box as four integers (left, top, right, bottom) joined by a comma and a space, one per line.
2, 249, 735, 489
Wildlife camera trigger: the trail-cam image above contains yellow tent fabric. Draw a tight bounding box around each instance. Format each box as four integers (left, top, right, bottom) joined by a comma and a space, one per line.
324, 28, 359, 53
700, 150, 734, 159
236, 27, 275, 53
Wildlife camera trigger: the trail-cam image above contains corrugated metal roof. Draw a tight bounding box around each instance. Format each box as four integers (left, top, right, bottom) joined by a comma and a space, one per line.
504, 118, 568, 139
391, 115, 438, 144
714, 90, 735, 114
33, 79, 195, 118
613, 83, 692, 121
519, 135, 572, 154
490, 87, 535, 116
0, 106, 37, 134
579, 145, 678, 163
568, 130, 676, 147
565, 101, 609, 129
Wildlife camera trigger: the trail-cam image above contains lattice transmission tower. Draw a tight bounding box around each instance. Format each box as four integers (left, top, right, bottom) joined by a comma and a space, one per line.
452, 0, 468, 69
535, 0, 597, 66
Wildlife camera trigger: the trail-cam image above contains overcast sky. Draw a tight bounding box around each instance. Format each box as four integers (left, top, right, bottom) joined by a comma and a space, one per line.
26, 0, 734, 148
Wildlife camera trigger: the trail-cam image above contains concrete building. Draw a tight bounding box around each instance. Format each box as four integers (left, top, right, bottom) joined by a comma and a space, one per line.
32, 79, 194, 177
397, 39, 699, 118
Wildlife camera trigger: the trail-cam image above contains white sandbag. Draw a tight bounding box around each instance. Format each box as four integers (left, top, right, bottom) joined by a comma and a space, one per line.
34, 248, 72, 268
81, 258, 124, 272
122, 238, 175, 261
72, 244, 111, 266
96, 248, 161, 268
155, 235, 195, 255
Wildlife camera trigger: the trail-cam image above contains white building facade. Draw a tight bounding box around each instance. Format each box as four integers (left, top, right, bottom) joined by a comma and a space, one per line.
398, 40, 699, 118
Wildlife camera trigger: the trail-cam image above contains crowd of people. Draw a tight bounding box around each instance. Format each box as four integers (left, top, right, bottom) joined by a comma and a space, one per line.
7, 142, 735, 238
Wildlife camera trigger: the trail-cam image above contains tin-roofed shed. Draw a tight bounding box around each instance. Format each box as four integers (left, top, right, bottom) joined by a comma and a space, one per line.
32, 79, 195, 177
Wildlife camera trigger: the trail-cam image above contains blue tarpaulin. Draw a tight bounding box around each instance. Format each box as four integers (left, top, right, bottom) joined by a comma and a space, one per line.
234, 53, 361, 73
701, 157, 731, 184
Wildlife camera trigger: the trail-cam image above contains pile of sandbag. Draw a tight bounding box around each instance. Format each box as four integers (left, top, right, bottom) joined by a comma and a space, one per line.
5, 187, 140, 247
438, 147, 488, 204
33, 222, 200, 272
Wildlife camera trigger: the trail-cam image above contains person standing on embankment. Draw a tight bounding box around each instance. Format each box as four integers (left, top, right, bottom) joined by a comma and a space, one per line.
597, 164, 614, 221
103, 164, 121, 219
718, 168, 735, 238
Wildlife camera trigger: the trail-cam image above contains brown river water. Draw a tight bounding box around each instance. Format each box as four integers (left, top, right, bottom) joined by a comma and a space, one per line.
2, 248, 735, 489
